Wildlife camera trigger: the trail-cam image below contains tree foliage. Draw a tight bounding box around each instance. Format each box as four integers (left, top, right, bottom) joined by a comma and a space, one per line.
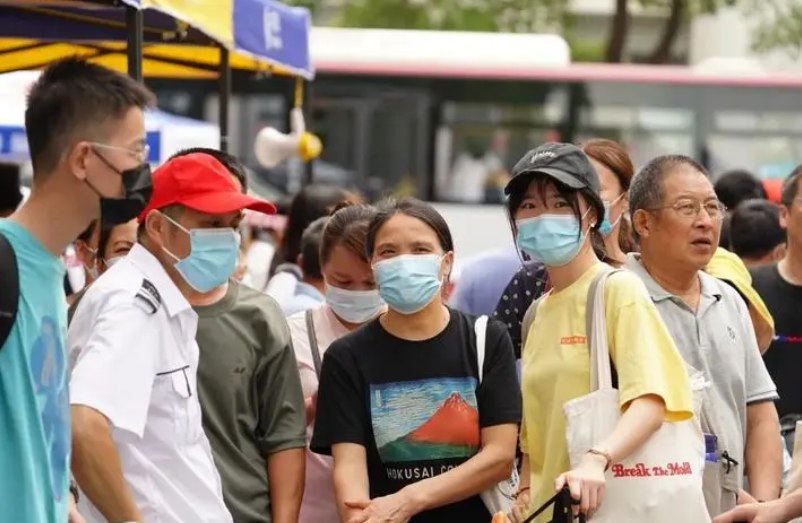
332, 0, 567, 33
284, 0, 802, 63
745, 0, 802, 58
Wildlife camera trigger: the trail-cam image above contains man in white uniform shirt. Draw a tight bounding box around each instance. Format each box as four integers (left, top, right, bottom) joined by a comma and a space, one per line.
68, 153, 276, 523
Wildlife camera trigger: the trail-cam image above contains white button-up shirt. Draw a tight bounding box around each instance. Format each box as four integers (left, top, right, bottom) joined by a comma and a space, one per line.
68, 244, 232, 523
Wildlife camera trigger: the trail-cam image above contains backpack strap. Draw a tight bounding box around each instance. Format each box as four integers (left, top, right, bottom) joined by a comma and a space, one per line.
0, 232, 20, 352
474, 315, 488, 384
306, 309, 323, 377
586, 269, 622, 389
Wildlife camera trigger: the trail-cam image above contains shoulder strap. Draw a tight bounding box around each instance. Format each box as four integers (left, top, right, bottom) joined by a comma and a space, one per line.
585, 269, 622, 389
474, 315, 488, 384
0, 232, 19, 352
520, 295, 546, 354
306, 309, 322, 377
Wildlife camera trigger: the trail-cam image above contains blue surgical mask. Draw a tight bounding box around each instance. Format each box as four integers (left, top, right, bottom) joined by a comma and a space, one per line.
599, 194, 625, 237
326, 284, 384, 324
516, 214, 588, 267
163, 215, 241, 293
373, 254, 444, 315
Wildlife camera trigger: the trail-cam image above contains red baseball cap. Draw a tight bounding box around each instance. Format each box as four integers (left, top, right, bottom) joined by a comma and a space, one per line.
137, 153, 276, 222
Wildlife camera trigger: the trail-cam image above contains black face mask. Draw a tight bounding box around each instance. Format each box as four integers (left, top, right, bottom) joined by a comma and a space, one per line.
100, 162, 153, 226
87, 151, 154, 226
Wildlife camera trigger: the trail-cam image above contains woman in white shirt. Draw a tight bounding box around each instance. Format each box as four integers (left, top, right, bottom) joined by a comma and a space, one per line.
286, 203, 385, 523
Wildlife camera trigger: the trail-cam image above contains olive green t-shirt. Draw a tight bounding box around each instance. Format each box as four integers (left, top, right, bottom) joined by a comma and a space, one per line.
194, 280, 306, 523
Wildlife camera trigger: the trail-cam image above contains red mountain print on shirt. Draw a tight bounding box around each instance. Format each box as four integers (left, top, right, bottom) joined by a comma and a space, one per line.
370, 378, 480, 463
407, 392, 480, 446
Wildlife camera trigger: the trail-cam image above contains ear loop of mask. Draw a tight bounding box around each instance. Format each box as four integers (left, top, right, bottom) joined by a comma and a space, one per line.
581, 207, 595, 235
603, 193, 626, 230
159, 212, 191, 262
80, 244, 99, 277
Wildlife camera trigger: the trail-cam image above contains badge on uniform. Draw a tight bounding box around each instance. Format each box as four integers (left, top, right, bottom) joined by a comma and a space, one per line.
134, 279, 162, 314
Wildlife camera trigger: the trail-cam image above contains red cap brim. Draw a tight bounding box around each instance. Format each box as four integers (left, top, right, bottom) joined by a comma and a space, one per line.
180, 192, 277, 216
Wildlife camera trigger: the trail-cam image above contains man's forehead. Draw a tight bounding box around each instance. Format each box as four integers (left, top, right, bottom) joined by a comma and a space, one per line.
663, 168, 713, 194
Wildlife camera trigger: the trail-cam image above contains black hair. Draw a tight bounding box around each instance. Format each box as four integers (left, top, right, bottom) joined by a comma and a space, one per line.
781, 164, 802, 207
77, 220, 98, 243
168, 147, 248, 193
714, 169, 766, 209
366, 197, 454, 256
299, 216, 328, 280
321, 203, 378, 265
0, 163, 23, 213
504, 175, 607, 261
729, 199, 786, 259
275, 195, 292, 216
270, 184, 360, 275
26, 57, 155, 179
629, 154, 708, 242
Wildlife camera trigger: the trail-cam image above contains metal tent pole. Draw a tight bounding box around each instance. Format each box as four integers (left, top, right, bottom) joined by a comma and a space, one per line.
302, 79, 314, 185
125, 5, 143, 80
218, 45, 231, 153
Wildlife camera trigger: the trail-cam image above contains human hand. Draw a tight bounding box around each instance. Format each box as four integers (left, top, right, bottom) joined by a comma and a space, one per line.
509, 489, 531, 523
344, 491, 414, 523
554, 452, 606, 519
68, 492, 87, 523
305, 391, 318, 427
713, 499, 789, 523
737, 489, 758, 505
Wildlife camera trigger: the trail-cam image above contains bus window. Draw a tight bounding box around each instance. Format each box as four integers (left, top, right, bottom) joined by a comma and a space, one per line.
435, 94, 565, 204
575, 81, 696, 168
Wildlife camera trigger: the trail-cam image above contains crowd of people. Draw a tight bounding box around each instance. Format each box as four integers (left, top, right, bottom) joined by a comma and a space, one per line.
3, 57, 802, 523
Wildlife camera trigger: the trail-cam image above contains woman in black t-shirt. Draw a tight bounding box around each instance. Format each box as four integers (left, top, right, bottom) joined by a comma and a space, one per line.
311, 197, 522, 523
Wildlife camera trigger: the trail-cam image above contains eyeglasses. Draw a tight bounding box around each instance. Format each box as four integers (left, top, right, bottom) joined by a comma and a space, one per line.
649, 199, 727, 220
91, 142, 150, 164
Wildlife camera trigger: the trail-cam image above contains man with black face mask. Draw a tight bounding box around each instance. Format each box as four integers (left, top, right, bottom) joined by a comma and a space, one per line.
0, 58, 154, 523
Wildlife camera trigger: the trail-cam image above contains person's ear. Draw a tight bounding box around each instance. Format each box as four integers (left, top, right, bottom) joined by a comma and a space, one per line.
632, 209, 652, 240
67, 141, 93, 183
296, 254, 305, 272
441, 251, 454, 281
144, 211, 166, 247
780, 205, 790, 230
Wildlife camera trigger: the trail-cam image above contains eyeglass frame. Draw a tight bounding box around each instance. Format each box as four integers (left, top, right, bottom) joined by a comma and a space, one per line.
644, 199, 728, 220
90, 142, 150, 165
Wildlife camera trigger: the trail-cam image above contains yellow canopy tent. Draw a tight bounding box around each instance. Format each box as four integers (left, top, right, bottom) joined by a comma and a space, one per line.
0, 0, 314, 150
0, 1, 309, 78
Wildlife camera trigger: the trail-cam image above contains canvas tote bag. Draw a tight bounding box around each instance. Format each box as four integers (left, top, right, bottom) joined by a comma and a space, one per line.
561, 269, 710, 522
474, 315, 519, 516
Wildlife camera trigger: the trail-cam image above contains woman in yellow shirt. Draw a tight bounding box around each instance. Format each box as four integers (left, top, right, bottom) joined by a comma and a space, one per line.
505, 143, 694, 522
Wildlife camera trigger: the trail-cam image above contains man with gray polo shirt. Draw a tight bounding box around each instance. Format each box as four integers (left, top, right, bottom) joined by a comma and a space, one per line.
626, 154, 781, 516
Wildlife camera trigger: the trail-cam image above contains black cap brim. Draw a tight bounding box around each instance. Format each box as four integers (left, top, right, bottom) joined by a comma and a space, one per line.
504, 167, 587, 196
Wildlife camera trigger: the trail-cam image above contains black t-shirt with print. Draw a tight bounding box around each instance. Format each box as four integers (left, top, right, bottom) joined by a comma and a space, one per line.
751, 263, 802, 417
310, 308, 521, 523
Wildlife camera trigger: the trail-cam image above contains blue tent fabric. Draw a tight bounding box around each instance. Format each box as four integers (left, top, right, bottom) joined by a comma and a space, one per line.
233, 0, 312, 77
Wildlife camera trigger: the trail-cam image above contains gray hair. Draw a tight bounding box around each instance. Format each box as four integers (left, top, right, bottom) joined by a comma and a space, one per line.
628, 154, 708, 242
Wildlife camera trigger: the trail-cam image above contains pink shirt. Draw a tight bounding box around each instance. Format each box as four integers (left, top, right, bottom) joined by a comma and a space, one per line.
287, 304, 350, 523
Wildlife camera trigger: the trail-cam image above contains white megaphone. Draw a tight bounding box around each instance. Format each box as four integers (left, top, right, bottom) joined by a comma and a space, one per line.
254, 107, 322, 168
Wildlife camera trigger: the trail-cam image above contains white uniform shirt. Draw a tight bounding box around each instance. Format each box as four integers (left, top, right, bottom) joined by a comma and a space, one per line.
68, 244, 232, 523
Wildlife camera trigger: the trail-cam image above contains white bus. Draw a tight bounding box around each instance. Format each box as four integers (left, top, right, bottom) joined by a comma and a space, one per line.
152, 28, 802, 253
